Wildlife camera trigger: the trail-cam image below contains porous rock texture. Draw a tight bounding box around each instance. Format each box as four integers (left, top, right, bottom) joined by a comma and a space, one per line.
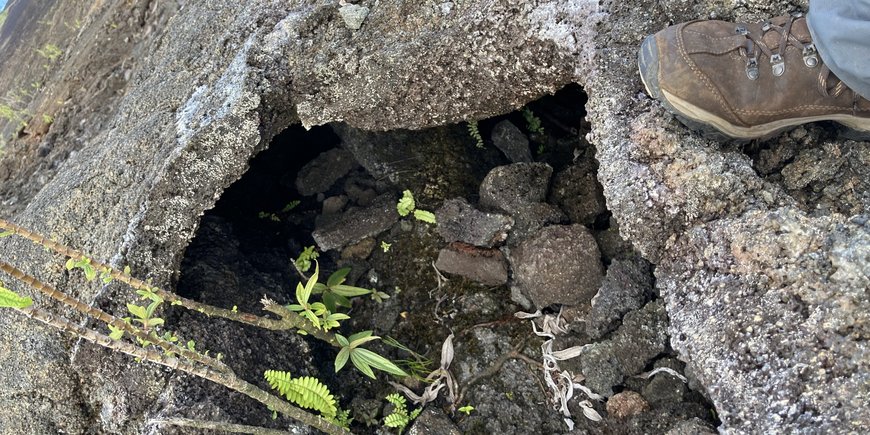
0, 1, 601, 432
0, 0, 866, 434
588, 1, 869, 433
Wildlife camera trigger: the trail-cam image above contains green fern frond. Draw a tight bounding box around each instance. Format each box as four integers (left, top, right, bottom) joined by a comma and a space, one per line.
264, 370, 338, 418
384, 412, 410, 429
385, 393, 406, 410
467, 121, 484, 148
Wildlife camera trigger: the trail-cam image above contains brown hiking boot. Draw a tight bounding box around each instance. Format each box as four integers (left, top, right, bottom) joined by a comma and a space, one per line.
638, 13, 870, 141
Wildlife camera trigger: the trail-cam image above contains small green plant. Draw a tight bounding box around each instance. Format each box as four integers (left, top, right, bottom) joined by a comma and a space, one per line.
335, 331, 408, 379
384, 336, 433, 381
382, 393, 422, 432
126, 289, 166, 333
257, 211, 280, 222
41, 114, 54, 125
396, 190, 437, 224
36, 43, 63, 61
522, 107, 545, 135
467, 120, 484, 148
65, 257, 98, 281
282, 200, 301, 212
370, 289, 391, 303
294, 245, 319, 273
313, 267, 373, 312
0, 103, 29, 129
397, 190, 415, 216
458, 404, 475, 415
287, 263, 350, 332
380, 241, 392, 252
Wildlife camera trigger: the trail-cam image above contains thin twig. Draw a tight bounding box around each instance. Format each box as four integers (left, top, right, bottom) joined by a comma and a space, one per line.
0, 219, 339, 347
149, 417, 297, 434
0, 261, 230, 372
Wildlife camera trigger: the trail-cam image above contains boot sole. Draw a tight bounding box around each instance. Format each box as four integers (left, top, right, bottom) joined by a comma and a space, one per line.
638, 35, 870, 142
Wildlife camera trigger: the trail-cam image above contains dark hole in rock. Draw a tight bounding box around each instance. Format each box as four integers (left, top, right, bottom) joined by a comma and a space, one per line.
171, 84, 716, 434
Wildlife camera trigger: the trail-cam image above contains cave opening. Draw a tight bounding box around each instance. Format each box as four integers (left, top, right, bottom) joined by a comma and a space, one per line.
170, 83, 716, 434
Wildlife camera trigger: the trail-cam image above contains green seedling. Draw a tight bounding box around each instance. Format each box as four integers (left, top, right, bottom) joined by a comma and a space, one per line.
396, 190, 436, 224
522, 107, 545, 135
335, 331, 408, 379
288, 263, 347, 331
313, 267, 373, 313
295, 245, 319, 273
382, 393, 422, 431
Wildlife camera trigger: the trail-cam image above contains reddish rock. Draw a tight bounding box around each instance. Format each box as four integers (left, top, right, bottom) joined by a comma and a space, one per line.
606, 391, 650, 419
435, 242, 509, 286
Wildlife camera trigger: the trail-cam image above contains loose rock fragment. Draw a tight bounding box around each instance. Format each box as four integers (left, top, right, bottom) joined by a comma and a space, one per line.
479, 162, 553, 213
606, 391, 650, 419
586, 257, 653, 339
579, 300, 669, 396
338, 4, 370, 30
435, 197, 513, 248
313, 193, 398, 251
407, 407, 462, 435
490, 120, 532, 163
435, 242, 508, 286
295, 148, 358, 196
550, 162, 607, 225
510, 224, 604, 308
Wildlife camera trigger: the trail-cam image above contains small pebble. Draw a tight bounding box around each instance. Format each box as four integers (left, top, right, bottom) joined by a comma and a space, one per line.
606, 391, 650, 419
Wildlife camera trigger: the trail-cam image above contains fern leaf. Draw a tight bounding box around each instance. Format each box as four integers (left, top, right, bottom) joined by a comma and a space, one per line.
384, 412, 409, 429
413, 209, 436, 224
265, 370, 293, 395
288, 376, 338, 418
264, 370, 337, 418
385, 393, 406, 409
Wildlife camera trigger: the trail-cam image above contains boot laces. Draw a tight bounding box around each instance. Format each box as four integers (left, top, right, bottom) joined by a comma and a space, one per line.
735, 12, 861, 107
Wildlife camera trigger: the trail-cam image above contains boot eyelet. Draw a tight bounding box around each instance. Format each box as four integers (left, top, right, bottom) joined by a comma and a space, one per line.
770, 54, 785, 76
735, 25, 749, 35
803, 44, 819, 68
746, 58, 759, 80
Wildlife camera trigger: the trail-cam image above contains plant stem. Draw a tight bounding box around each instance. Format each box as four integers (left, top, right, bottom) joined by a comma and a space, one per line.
0, 219, 338, 347
14, 305, 350, 435
0, 260, 230, 372
148, 417, 298, 434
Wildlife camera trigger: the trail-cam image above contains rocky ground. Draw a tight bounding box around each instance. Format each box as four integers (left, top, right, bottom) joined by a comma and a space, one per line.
0, 0, 866, 434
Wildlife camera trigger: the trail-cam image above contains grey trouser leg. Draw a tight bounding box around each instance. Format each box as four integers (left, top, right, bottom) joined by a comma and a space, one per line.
808, 0, 870, 99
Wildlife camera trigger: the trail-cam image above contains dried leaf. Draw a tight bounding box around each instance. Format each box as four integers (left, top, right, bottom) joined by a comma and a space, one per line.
579, 400, 602, 422
572, 383, 604, 401
637, 367, 688, 383
514, 310, 542, 319
440, 334, 454, 370
551, 344, 590, 361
